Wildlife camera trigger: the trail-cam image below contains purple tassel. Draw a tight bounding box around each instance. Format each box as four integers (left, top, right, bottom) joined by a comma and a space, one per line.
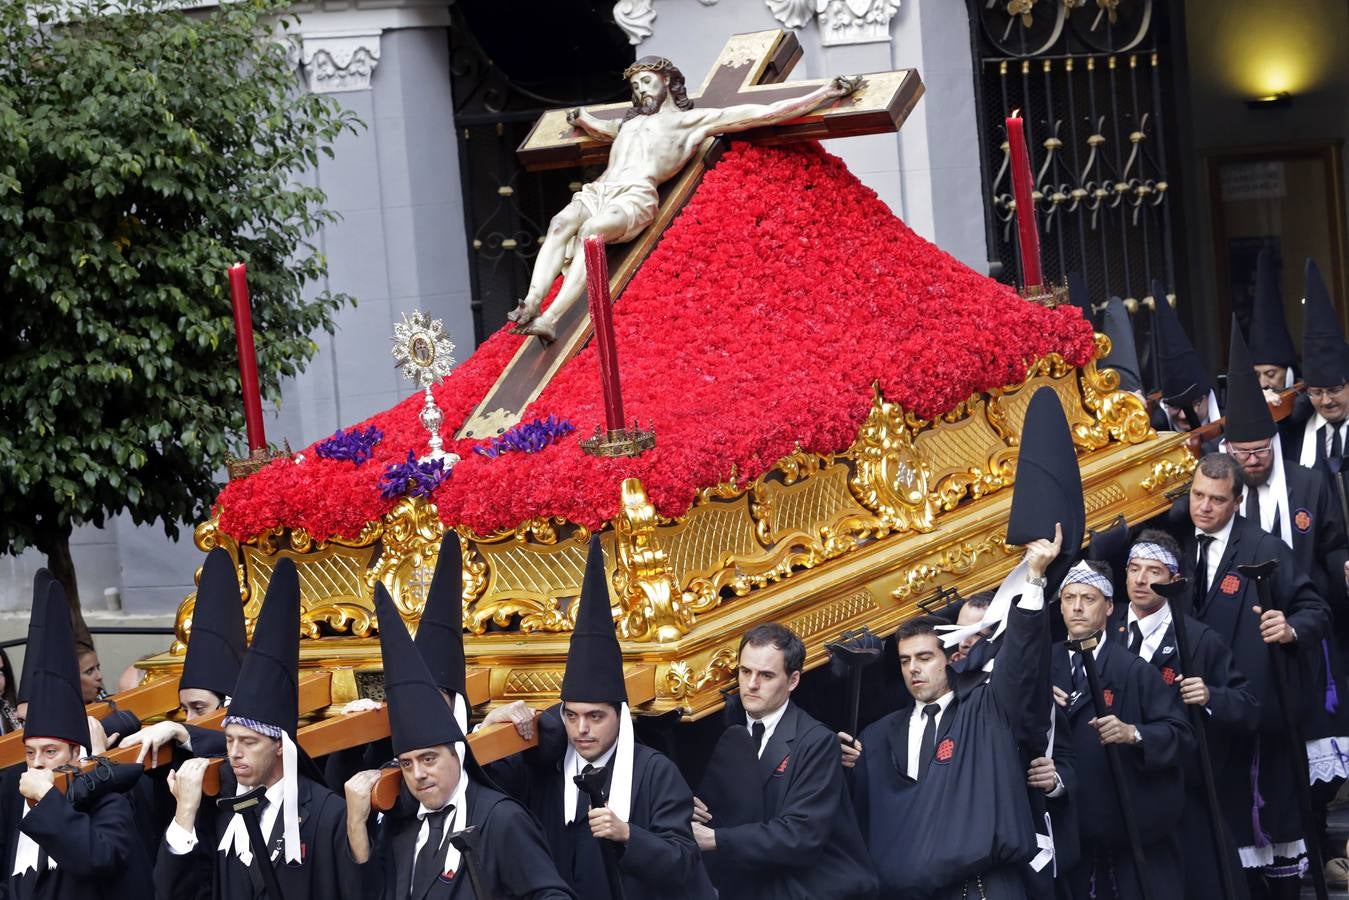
1250, 739, 1272, 848
1323, 639, 1339, 714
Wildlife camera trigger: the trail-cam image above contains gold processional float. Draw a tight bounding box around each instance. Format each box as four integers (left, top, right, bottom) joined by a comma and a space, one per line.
123, 30, 1196, 763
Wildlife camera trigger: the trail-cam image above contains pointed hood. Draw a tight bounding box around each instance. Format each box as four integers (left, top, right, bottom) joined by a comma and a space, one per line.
1100, 296, 1143, 394
1225, 316, 1278, 443
23, 581, 91, 751
1007, 388, 1085, 590
561, 535, 625, 704
1153, 284, 1212, 406
1066, 271, 1093, 320
414, 531, 466, 700
17, 569, 53, 704
179, 548, 247, 699
1301, 258, 1349, 388
1249, 248, 1298, 369
375, 582, 465, 756
227, 558, 300, 738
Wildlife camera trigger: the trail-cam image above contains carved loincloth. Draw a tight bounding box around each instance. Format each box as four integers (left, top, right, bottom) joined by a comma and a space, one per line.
571, 180, 660, 243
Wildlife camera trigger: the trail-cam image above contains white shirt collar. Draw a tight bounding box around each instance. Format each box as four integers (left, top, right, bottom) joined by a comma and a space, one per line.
910, 689, 955, 718
1128, 603, 1171, 639
565, 737, 618, 781
746, 699, 790, 758
1196, 512, 1236, 547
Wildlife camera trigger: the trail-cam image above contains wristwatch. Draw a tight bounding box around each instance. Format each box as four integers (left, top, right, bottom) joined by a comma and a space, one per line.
1026, 575, 1048, 588
1132, 726, 1143, 744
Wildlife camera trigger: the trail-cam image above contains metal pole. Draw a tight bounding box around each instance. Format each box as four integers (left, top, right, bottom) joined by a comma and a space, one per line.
1237, 559, 1330, 900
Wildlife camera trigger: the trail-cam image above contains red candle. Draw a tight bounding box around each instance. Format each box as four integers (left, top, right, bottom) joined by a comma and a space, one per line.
227, 263, 267, 452
1005, 112, 1043, 287
583, 237, 625, 432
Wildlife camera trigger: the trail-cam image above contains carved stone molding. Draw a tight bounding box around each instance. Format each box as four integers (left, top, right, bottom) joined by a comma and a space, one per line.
301, 32, 381, 94
613, 0, 656, 46
765, 0, 900, 47
815, 0, 901, 46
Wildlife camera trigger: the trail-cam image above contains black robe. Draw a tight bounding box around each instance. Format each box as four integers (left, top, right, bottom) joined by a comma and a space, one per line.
1052, 637, 1192, 900
359, 778, 574, 899
488, 706, 716, 900
849, 602, 1047, 899
1107, 608, 1259, 899
0, 772, 151, 900
153, 771, 359, 900
1179, 515, 1330, 845
708, 700, 877, 900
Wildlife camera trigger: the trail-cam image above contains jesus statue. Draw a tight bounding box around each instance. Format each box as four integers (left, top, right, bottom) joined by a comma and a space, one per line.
506, 56, 863, 340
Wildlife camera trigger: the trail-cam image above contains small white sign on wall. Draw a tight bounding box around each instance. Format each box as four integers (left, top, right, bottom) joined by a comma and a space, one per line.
1220, 161, 1286, 202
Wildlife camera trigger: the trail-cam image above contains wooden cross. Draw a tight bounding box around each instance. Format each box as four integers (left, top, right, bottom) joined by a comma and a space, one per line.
455, 30, 924, 440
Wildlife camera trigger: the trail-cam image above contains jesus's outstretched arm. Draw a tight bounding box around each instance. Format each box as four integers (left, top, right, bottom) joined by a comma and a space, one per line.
690, 75, 863, 144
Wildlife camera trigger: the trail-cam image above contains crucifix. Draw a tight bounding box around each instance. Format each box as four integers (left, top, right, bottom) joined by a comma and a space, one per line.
456, 30, 924, 440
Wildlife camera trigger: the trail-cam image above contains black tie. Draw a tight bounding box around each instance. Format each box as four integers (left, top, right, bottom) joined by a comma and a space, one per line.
917, 703, 941, 777
750, 721, 766, 753
1333, 424, 1344, 463
412, 806, 452, 896
1071, 652, 1087, 694
1128, 622, 1144, 655
1195, 534, 1215, 601
1247, 486, 1261, 527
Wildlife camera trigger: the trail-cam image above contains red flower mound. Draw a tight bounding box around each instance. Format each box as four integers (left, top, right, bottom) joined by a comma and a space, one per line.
216, 141, 1095, 541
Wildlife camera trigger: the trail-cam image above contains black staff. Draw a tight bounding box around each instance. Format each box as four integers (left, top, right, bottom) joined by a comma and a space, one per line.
1149, 577, 1240, 898
1064, 633, 1154, 900
574, 766, 627, 900
1237, 559, 1330, 900
447, 826, 493, 900
217, 787, 284, 900
826, 626, 883, 745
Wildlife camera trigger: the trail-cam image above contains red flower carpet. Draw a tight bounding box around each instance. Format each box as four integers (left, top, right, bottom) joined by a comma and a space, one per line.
216, 141, 1095, 541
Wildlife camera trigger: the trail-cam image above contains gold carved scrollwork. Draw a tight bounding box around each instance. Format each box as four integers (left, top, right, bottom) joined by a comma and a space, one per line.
1141, 455, 1196, 493
1079, 334, 1155, 445
612, 478, 693, 643
665, 647, 738, 701
848, 388, 940, 535
365, 497, 446, 622
890, 534, 1012, 601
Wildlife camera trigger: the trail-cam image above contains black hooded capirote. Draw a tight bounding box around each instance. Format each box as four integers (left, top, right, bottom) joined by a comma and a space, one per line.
414, 531, 467, 700
1067, 271, 1095, 322
374, 582, 464, 757
1301, 257, 1349, 388
1248, 247, 1298, 369
1152, 285, 1212, 406
17, 568, 53, 704
1224, 316, 1278, 443
24, 581, 91, 751
226, 557, 299, 737
560, 534, 626, 705
1006, 387, 1085, 591
178, 548, 247, 700
1100, 296, 1144, 395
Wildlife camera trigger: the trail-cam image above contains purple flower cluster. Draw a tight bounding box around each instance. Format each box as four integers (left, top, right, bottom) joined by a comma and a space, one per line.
315, 425, 383, 466
473, 416, 575, 460
378, 451, 449, 500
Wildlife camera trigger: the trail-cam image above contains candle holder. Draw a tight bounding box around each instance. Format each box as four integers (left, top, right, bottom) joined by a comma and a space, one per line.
391, 311, 461, 468
579, 422, 656, 458
1019, 281, 1070, 309
226, 442, 293, 481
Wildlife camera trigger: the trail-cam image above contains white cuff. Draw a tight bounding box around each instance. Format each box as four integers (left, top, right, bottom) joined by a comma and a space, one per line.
165, 820, 198, 855
1017, 583, 1045, 611
1046, 772, 1066, 799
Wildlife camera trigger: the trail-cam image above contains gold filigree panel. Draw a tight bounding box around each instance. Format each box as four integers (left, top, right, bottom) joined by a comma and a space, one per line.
503, 669, 565, 697
666, 647, 738, 700
661, 500, 762, 586
787, 589, 878, 640
913, 398, 1017, 510
1084, 482, 1127, 516
468, 535, 589, 634
891, 534, 1013, 602
241, 546, 377, 640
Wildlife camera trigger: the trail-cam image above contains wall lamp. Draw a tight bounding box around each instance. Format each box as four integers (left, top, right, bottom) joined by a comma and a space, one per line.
1246, 91, 1293, 110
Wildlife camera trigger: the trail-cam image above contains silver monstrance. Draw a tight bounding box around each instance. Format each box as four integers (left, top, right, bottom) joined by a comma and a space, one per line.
391, 311, 459, 468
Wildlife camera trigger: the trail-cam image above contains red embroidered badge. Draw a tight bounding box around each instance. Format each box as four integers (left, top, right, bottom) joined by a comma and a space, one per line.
1295, 509, 1312, 532
773, 755, 789, 775
935, 738, 954, 762
1220, 574, 1241, 595
1102, 689, 1115, 708
439, 871, 456, 883
1161, 667, 1177, 686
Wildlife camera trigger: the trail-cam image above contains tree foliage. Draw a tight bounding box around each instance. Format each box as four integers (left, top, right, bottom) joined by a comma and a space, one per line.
0, 0, 360, 567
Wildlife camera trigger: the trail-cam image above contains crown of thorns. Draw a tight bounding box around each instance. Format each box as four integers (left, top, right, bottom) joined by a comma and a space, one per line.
623, 58, 674, 80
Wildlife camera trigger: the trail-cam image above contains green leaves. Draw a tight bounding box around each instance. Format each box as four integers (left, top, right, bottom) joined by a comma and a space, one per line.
0, 0, 361, 556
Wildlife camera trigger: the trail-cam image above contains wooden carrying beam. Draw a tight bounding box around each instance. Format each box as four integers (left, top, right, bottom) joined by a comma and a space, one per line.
189, 672, 334, 733
100, 677, 183, 720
